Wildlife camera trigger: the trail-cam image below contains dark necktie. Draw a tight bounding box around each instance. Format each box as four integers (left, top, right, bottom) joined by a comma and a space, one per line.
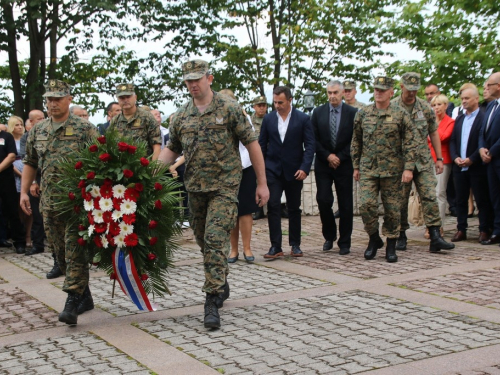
330, 108, 337, 149
486, 101, 499, 132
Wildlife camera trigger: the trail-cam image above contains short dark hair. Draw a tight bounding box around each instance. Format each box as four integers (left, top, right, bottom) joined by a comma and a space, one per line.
425, 83, 439, 90
106, 101, 119, 114
273, 86, 292, 100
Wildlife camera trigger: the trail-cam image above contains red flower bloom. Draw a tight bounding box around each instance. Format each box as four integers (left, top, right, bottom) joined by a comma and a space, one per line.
102, 211, 112, 223
124, 233, 138, 247
123, 213, 136, 224
106, 233, 116, 247
95, 223, 107, 234
81, 188, 86, 198
93, 197, 101, 210
87, 212, 95, 225
118, 142, 129, 152
112, 197, 123, 210
127, 145, 137, 154
99, 153, 111, 162
93, 236, 103, 248
97, 135, 106, 144
75, 161, 83, 169
154, 183, 163, 190
147, 253, 157, 261
100, 184, 113, 198
77, 238, 87, 246
85, 192, 92, 202
149, 237, 158, 246
110, 272, 117, 280
78, 180, 86, 188
141, 274, 149, 281
148, 220, 158, 229
134, 182, 144, 192
154, 200, 162, 209
140, 157, 149, 166
104, 178, 113, 186
89, 145, 98, 152
68, 192, 75, 200
74, 205, 81, 213
78, 224, 86, 231
124, 188, 139, 202
123, 169, 134, 178
108, 221, 120, 236
87, 171, 96, 180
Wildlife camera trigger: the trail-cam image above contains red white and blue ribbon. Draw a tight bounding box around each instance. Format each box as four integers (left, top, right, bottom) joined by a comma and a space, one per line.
112, 248, 155, 311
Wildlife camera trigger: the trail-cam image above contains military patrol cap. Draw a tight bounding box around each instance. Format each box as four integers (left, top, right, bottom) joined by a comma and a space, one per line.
373, 76, 395, 90
43, 79, 71, 97
343, 80, 357, 90
252, 96, 267, 105
116, 83, 135, 97
401, 72, 421, 91
182, 59, 209, 80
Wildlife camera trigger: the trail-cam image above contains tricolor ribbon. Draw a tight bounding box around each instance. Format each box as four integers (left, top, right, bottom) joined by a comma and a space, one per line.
112, 248, 156, 311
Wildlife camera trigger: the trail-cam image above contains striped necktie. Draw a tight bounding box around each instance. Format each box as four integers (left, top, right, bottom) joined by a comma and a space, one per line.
330, 108, 337, 149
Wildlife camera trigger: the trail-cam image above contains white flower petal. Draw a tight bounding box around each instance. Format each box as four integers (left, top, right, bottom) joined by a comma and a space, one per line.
112, 184, 126, 199
93, 210, 104, 223
84, 200, 94, 211
119, 222, 134, 235
88, 225, 95, 237
114, 234, 126, 248
112, 211, 123, 222
120, 200, 137, 214
90, 185, 101, 198
101, 234, 109, 249
99, 198, 113, 212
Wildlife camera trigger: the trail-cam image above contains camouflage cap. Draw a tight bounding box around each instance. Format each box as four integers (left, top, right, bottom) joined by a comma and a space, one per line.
373, 76, 395, 90
43, 79, 71, 97
116, 83, 135, 97
182, 59, 209, 80
401, 72, 421, 91
343, 80, 357, 90
252, 96, 267, 105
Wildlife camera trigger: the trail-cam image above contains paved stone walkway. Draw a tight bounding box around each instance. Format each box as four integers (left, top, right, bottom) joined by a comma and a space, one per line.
0, 215, 499, 374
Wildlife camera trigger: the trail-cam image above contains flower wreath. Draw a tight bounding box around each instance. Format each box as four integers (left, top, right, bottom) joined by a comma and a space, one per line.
55, 129, 182, 303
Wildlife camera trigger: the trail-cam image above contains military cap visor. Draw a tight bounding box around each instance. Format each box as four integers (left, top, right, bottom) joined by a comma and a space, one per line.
182, 60, 209, 80
253, 96, 267, 105
116, 84, 135, 97
373, 76, 395, 90
43, 79, 71, 97
343, 80, 356, 90
401, 73, 421, 91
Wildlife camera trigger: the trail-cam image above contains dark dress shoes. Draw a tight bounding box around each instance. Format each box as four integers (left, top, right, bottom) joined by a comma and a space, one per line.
0, 240, 12, 248
481, 234, 500, 245
227, 254, 238, 263
323, 240, 334, 251
339, 248, 350, 255
15, 246, 25, 254
264, 246, 284, 259
478, 232, 490, 243
290, 245, 303, 257
25, 247, 44, 256
451, 231, 467, 242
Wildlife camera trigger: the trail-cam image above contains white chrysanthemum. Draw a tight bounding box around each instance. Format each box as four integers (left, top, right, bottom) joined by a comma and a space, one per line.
93, 210, 104, 223
88, 225, 95, 237
112, 184, 126, 199
120, 200, 137, 214
114, 233, 126, 248
101, 234, 109, 249
119, 222, 134, 235
84, 200, 94, 211
112, 210, 123, 222
90, 185, 101, 198
99, 198, 113, 212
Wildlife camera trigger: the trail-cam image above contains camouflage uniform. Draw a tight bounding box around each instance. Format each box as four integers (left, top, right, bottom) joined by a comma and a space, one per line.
23, 80, 98, 295
109, 84, 161, 157
392, 73, 441, 231
250, 96, 267, 136
343, 80, 366, 109
168, 82, 257, 294
351, 78, 416, 238
348, 99, 366, 109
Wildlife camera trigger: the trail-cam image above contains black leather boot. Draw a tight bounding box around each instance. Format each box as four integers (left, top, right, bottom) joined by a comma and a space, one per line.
386, 238, 398, 263
204, 294, 221, 329
213, 282, 230, 308
46, 253, 63, 279
77, 285, 94, 315
364, 231, 384, 260
58, 292, 81, 325
429, 226, 455, 253
395, 231, 407, 250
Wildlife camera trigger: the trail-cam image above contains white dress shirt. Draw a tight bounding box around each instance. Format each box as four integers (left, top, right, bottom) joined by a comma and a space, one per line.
276, 105, 293, 142
460, 108, 479, 171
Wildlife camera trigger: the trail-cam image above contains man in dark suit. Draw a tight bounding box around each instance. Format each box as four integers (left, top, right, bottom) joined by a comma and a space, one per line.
479, 72, 500, 245
259, 86, 315, 259
311, 80, 357, 255
449, 86, 493, 243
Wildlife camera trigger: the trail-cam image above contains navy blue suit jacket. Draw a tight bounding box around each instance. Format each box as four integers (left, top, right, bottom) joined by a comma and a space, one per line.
479, 100, 500, 165
259, 108, 315, 181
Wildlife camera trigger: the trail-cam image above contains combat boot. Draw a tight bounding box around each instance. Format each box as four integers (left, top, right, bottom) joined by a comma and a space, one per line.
213, 281, 230, 308
58, 292, 81, 325
385, 238, 398, 263
77, 285, 94, 315
364, 231, 384, 260
395, 231, 407, 250
46, 253, 63, 279
204, 294, 221, 329
429, 226, 455, 253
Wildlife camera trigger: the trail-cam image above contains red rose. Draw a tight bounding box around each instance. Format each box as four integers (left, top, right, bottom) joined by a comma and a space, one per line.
81, 188, 86, 198
123, 213, 136, 224
147, 253, 156, 261
154, 200, 162, 209
109, 221, 120, 236
149, 237, 158, 246
154, 183, 163, 191
123, 169, 134, 178
118, 142, 129, 152
95, 223, 107, 234
68, 192, 75, 200
93, 197, 101, 210
74, 205, 81, 213
97, 136, 106, 144
87, 172, 96, 180
134, 182, 144, 192
140, 157, 149, 166
141, 274, 149, 281
77, 238, 87, 246
124, 188, 139, 201
148, 220, 158, 229
102, 211, 112, 223
104, 178, 113, 186
75, 161, 83, 170
100, 184, 113, 198
78, 180, 86, 188
124, 233, 138, 247
78, 224, 86, 231
127, 145, 137, 154
87, 212, 95, 225
113, 197, 123, 210
93, 236, 103, 248
89, 145, 98, 152
84, 192, 92, 202
99, 153, 111, 162
110, 272, 117, 280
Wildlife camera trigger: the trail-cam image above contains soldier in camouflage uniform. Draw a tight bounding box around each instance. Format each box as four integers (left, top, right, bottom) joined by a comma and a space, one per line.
158, 59, 269, 329
392, 72, 455, 253
343, 80, 366, 109
351, 76, 417, 263
109, 84, 162, 159
20, 80, 98, 325
250, 95, 268, 220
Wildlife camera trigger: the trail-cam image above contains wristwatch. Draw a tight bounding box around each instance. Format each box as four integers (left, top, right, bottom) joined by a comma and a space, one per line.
436, 158, 444, 161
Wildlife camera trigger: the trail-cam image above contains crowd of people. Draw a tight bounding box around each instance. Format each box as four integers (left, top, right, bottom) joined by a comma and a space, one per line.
0, 60, 499, 330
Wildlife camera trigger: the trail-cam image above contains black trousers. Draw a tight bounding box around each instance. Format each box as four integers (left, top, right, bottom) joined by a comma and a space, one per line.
267, 173, 303, 248
29, 192, 45, 248
315, 163, 353, 249
0, 182, 25, 247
